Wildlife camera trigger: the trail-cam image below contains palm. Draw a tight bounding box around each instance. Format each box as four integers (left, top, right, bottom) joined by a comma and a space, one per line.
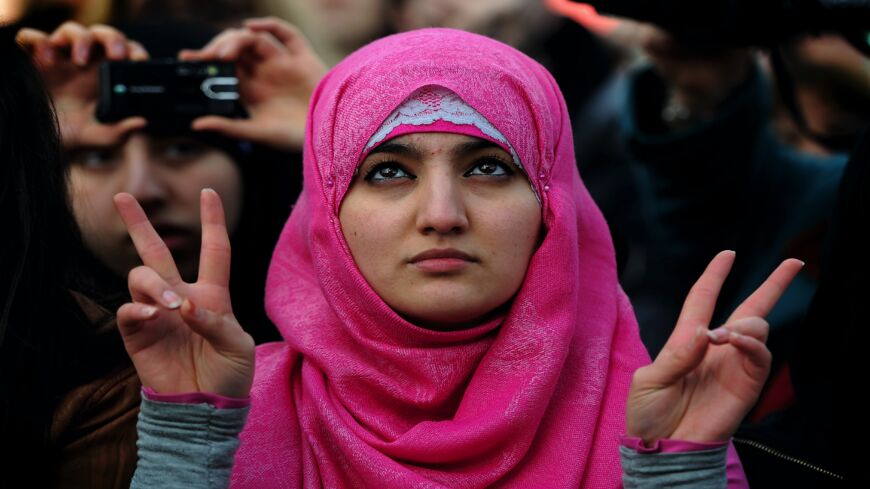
627, 252, 803, 444
115, 191, 254, 398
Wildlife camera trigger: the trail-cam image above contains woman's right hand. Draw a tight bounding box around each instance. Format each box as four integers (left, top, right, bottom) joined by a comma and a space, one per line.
179, 17, 327, 151
16, 22, 148, 149
114, 189, 255, 397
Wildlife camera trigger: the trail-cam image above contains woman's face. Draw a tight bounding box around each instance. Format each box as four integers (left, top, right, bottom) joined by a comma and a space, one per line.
69, 133, 243, 281
339, 132, 541, 329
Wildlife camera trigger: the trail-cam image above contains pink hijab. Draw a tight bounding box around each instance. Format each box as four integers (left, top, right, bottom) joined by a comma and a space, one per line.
232, 28, 650, 488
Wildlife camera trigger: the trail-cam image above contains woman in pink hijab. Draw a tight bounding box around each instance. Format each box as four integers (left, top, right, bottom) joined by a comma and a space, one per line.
114, 28, 802, 488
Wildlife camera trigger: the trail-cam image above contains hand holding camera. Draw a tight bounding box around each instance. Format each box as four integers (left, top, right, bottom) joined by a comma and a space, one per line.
605, 19, 752, 128
181, 17, 328, 151
16, 22, 149, 150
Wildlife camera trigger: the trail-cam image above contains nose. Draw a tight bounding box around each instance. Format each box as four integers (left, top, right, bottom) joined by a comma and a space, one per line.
415, 171, 469, 235
122, 138, 167, 208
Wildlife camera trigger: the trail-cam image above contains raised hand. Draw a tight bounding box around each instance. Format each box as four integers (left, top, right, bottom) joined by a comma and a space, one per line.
16, 22, 149, 149
114, 189, 254, 398
627, 251, 804, 444
179, 17, 327, 151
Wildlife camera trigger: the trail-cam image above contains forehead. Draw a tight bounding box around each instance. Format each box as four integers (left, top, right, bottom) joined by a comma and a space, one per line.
365, 133, 509, 158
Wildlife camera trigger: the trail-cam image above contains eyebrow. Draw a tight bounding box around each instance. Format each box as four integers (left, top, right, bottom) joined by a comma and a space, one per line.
366, 139, 503, 160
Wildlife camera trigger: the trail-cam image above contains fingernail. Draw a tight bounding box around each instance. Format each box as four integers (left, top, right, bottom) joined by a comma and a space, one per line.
111, 40, 125, 57
43, 47, 55, 63
76, 45, 89, 64
186, 299, 205, 320
707, 328, 729, 342
142, 305, 158, 318
797, 260, 806, 267
163, 290, 182, 309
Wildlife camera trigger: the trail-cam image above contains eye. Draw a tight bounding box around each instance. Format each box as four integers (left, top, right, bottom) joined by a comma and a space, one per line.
163, 140, 205, 160
72, 149, 117, 171
364, 162, 415, 182
464, 157, 513, 177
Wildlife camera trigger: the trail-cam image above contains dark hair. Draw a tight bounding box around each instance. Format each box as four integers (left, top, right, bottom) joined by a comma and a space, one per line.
0, 24, 124, 477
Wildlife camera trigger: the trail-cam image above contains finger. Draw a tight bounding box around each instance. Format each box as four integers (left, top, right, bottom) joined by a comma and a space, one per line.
727, 332, 772, 381
726, 259, 805, 322
669, 250, 736, 345
217, 30, 283, 61
117, 302, 159, 337
127, 40, 150, 61
645, 326, 710, 386
16, 27, 48, 52
182, 28, 248, 60
192, 115, 258, 141
89, 24, 129, 60
244, 17, 307, 51
113, 193, 183, 282
16, 28, 55, 64
49, 21, 94, 65
198, 189, 232, 286
128, 265, 184, 309
711, 316, 769, 343
75, 117, 147, 148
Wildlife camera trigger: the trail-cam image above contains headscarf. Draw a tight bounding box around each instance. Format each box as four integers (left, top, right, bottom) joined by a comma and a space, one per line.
233, 28, 649, 488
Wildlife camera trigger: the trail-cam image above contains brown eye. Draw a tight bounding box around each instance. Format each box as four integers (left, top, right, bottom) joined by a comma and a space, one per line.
73, 149, 117, 170
364, 162, 414, 182
465, 157, 512, 177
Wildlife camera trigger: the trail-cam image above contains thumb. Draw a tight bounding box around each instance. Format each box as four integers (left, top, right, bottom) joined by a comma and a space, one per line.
646, 326, 711, 385
75, 116, 147, 147
191, 115, 257, 141
192, 116, 299, 150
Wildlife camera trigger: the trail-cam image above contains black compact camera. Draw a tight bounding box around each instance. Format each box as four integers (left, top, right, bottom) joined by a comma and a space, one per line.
96, 60, 245, 126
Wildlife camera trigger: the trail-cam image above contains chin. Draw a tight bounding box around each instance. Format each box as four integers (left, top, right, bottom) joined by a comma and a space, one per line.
400, 300, 502, 330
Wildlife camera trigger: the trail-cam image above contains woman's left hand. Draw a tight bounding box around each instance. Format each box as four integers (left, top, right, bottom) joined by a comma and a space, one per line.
626, 250, 804, 444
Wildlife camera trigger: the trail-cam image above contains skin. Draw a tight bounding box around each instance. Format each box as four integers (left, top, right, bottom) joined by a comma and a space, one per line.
69, 133, 243, 281
339, 133, 542, 329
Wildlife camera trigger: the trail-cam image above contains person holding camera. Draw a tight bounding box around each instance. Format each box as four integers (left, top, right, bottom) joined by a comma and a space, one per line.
18, 18, 326, 346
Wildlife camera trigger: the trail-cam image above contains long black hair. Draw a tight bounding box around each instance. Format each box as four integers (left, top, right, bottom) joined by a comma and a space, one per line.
0, 23, 124, 477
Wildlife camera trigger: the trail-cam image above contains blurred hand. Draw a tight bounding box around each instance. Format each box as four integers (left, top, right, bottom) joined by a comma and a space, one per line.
626, 251, 804, 444
606, 19, 752, 126
17, 22, 149, 149
180, 17, 328, 151
114, 189, 255, 397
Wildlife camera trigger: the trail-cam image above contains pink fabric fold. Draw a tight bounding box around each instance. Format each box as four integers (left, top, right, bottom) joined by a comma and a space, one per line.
232, 28, 650, 488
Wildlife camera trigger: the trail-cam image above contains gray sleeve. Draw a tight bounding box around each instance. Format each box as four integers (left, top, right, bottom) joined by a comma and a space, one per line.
620, 444, 728, 489
131, 397, 249, 489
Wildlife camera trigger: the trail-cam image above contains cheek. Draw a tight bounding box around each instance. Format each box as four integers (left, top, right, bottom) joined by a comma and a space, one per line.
181, 155, 243, 232
339, 190, 412, 295
477, 195, 541, 281
68, 169, 118, 231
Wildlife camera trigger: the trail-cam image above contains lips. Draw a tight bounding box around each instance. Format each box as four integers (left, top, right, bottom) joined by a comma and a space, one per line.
409, 248, 477, 273
152, 223, 198, 251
